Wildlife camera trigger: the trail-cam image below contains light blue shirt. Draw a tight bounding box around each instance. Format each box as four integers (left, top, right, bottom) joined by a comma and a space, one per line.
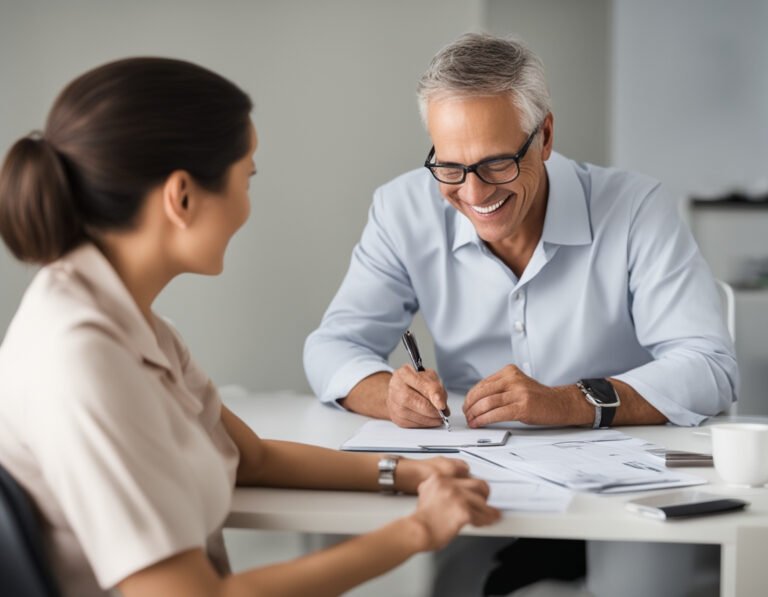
304, 152, 739, 426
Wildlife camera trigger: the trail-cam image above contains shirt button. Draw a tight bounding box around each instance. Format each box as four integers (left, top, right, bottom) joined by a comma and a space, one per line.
514, 321, 525, 334
514, 292, 522, 301
523, 362, 531, 374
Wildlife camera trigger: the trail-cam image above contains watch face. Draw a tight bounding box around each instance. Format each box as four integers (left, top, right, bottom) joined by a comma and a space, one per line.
581, 378, 620, 407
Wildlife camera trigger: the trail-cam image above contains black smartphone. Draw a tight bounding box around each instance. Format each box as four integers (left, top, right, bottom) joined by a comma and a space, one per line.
625, 490, 748, 520
646, 448, 713, 467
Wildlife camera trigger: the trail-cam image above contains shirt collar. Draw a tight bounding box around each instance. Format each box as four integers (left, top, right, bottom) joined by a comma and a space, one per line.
451, 151, 592, 252
452, 209, 478, 252
541, 151, 592, 246
59, 243, 174, 372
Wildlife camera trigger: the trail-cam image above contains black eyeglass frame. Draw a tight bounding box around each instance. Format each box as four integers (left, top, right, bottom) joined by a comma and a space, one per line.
424, 121, 543, 185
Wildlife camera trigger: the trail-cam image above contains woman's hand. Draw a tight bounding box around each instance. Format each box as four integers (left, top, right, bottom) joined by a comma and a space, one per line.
394, 456, 470, 494
409, 475, 500, 551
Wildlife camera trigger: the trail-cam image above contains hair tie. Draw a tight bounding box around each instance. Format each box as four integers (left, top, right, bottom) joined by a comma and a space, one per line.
28, 131, 57, 152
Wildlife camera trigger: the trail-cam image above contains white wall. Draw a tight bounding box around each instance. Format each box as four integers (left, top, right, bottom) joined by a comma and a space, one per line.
0, 0, 483, 393
612, 0, 768, 199
485, 0, 611, 166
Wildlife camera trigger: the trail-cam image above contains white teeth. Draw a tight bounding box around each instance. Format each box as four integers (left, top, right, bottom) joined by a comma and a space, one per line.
471, 195, 509, 214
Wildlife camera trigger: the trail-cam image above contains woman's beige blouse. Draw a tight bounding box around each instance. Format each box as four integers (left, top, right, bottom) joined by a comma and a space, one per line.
0, 244, 240, 597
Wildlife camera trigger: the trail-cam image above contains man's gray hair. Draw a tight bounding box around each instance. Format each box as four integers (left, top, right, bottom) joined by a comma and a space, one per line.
417, 32, 551, 134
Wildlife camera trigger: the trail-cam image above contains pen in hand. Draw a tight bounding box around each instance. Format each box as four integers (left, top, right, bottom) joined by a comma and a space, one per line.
401, 330, 452, 431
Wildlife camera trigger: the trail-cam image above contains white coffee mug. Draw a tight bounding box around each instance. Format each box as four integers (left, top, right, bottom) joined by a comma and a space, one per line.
710, 423, 768, 487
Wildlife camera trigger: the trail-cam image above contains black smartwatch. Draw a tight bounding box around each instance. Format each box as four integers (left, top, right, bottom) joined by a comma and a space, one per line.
576, 378, 621, 428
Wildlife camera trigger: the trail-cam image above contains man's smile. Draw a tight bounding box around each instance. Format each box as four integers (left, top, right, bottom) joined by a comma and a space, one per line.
469, 193, 512, 215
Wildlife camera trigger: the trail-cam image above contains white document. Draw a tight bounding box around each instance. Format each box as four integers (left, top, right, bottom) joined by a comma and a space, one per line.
463, 431, 706, 493
403, 451, 573, 511
458, 451, 535, 482
503, 429, 633, 446
340, 420, 509, 452
488, 481, 572, 512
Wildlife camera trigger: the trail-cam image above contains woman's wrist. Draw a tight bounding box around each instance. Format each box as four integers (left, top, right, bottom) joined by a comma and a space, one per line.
397, 514, 432, 553
393, 458, 426, 494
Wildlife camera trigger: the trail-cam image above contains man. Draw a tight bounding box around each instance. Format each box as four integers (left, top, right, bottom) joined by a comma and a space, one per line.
305, 33, 738, 596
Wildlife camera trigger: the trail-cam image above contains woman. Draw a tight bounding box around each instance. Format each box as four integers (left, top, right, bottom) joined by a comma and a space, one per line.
0, 58, 499, 597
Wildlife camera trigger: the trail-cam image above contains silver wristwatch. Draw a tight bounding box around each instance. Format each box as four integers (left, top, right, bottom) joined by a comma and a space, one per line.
377, 455, 401, 492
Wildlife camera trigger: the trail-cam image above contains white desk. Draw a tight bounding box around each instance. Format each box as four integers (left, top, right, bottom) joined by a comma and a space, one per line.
223, 390, 768, 597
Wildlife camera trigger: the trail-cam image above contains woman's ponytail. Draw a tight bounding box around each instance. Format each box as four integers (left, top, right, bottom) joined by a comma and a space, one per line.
0, 134, 83, 264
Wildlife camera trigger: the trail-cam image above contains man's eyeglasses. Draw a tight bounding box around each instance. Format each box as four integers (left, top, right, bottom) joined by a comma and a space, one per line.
424, 122, 542, 185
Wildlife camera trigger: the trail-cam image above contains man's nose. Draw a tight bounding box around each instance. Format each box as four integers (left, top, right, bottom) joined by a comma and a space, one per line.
459, 172, 496, 204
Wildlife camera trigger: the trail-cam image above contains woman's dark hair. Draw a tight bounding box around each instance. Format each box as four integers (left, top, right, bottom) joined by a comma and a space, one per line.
0, 57, 252, 263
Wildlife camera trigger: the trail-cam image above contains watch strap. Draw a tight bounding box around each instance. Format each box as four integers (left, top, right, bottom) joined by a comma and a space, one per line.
593, 403, 604, 429
599, 399, 617, 428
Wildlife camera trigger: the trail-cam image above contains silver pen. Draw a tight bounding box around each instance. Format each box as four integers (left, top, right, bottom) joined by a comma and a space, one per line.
401, 330, 451, 431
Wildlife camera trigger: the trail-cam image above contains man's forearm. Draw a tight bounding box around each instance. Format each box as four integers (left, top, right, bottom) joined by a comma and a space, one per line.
339, 371, 392, 419
343, 372, 666, 426
555, 379, 666, 426
608, 378, 667, 425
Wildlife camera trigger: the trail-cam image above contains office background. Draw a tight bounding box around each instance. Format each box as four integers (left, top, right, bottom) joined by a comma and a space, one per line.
2, 0, 766, 409
2, 1, 766, 595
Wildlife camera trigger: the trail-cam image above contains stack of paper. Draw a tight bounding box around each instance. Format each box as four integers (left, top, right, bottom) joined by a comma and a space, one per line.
340, 422, 706, 510
463, 431, 707, 494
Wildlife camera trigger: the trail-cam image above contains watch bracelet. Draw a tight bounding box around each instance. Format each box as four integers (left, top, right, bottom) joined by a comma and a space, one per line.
377, 455, 401, 492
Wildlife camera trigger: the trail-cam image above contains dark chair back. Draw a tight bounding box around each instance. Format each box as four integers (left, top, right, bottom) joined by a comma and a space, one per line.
0, 463, 61, 597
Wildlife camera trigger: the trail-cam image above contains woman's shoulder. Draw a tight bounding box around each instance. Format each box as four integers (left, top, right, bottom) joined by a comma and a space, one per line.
0, 259, 129, 396
19, 259, 121, 343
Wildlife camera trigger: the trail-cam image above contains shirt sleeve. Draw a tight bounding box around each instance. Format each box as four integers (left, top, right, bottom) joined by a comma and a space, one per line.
304, 187, 417, 405
612, 183, 740, 425
28, 327, 230, 589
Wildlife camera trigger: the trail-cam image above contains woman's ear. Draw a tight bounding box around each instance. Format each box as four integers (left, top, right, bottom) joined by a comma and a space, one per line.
162, 171, 193, 229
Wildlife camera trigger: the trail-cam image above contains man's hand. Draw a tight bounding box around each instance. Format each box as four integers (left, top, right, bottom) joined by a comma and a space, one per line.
463, 364, 588, 427
387, 365, 449, 428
